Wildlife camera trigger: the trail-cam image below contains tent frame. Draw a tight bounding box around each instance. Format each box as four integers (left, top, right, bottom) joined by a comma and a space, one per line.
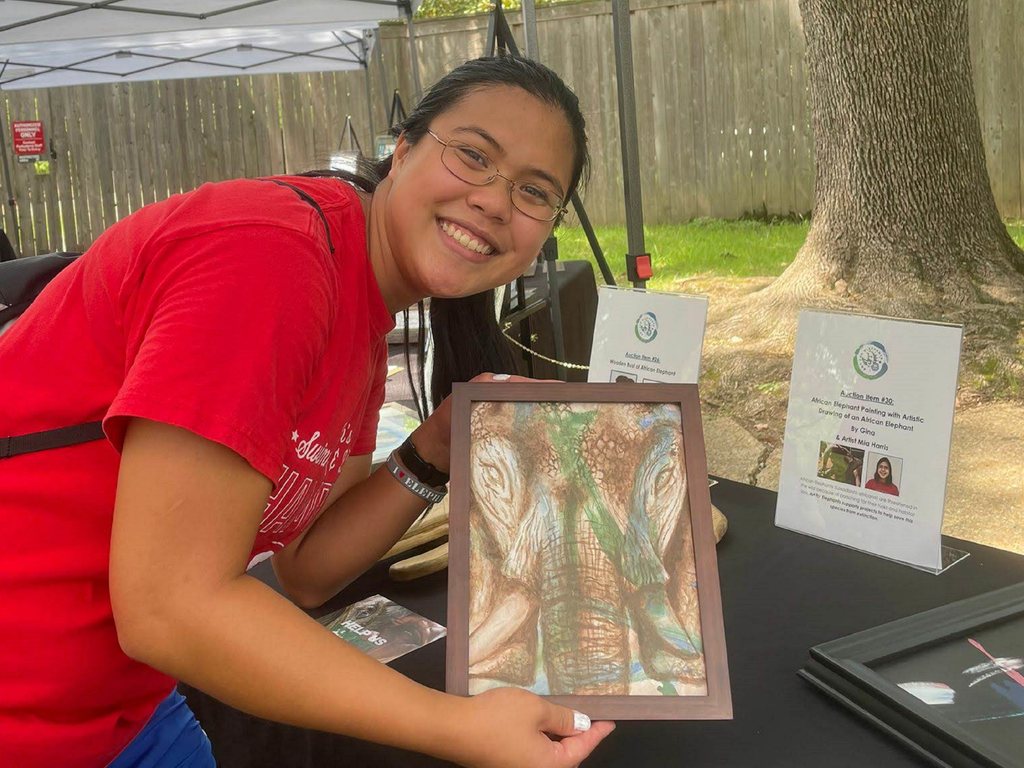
0, 0, 402, 33
1, 0, 647, 285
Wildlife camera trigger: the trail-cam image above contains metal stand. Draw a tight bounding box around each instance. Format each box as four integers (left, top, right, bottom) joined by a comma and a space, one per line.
338, 116, 363, 155
389, 90, 408, 127
513, 274, 533, 377
541, 236, 567, 379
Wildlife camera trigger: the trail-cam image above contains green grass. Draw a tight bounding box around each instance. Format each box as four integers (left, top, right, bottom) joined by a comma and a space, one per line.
1005, 221, 1024, 250
555, 218, 810, 288
554, 218, 1024, 288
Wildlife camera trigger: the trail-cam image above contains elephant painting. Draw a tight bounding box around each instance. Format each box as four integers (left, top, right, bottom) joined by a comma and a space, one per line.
467, 401, 705, 697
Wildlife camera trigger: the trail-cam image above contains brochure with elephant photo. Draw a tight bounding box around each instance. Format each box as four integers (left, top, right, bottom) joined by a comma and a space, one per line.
318, 595, 446, 665
774, 310, 965, 573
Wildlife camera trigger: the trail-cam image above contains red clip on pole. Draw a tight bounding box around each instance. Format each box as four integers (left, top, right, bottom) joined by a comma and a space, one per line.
635, 254, 653, 280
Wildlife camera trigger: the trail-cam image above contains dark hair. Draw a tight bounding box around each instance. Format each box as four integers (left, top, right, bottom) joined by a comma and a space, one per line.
873, 457, 894, 485
302, 55, 589, 416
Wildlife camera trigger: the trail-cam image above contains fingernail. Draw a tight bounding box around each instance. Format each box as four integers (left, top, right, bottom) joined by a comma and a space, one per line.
492, 373, 511, 381
573, 711, 591, 732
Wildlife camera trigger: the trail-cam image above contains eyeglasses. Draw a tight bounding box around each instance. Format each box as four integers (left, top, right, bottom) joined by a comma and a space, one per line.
426, 130, 566, 222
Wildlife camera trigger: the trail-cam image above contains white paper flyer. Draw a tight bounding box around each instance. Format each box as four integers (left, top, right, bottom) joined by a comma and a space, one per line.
587, 285, 708, 384
774, 310, 964, 572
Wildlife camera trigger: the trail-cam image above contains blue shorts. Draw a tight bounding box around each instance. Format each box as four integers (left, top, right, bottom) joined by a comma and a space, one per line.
109, 689, 215, 768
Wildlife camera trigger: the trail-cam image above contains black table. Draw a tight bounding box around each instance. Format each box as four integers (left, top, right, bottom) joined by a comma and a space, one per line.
180, 480, 1024, 767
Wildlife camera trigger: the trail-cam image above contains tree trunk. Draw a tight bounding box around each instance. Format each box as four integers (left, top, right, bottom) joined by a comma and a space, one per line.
757, 0, 1024, 317
703, 0, 1024, 433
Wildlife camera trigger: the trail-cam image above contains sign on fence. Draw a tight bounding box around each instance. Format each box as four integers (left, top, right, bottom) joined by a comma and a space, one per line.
12, 120, 45, 161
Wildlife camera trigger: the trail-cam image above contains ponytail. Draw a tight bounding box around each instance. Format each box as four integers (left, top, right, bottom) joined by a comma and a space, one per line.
429, 292, 521, 408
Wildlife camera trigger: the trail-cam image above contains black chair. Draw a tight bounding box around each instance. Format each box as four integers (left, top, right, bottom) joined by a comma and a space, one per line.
0, 229, 16, 262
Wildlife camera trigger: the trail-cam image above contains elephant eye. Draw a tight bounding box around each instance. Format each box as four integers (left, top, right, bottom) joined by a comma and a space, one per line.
482, 463, 504, 487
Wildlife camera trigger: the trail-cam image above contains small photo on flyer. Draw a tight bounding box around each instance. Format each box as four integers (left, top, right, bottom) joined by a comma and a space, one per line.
816, 441, 866, 487
863, 452, 903, 497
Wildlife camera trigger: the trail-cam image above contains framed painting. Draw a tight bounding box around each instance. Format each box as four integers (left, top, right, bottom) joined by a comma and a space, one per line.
800, 582, 1024, 767
446, 382, 732, 720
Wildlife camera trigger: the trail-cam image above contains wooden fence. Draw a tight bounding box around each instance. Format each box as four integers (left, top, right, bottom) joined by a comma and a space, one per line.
2, 0, 1022, 255
0, 62, 406, 255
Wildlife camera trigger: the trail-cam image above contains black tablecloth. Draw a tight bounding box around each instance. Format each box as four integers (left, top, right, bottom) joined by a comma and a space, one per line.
179, 480, 1024, 767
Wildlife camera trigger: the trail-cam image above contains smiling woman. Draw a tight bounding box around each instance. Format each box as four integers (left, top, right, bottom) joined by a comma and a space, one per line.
0, 56, 612, 768
303, 56, 590, 415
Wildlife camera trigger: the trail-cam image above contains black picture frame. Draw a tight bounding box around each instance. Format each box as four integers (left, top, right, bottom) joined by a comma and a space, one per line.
800, 582, 1024, 768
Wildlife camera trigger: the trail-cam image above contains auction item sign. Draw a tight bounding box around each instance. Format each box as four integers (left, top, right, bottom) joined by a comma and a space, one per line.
587, 285, 708, 384
12, 120, 45, 159
774, 310, 964, 573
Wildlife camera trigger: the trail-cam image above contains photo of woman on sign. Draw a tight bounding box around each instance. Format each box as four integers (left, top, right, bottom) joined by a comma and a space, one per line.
864, 455, 901, 497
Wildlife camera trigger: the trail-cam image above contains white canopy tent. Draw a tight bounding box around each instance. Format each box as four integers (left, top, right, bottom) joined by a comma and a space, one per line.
1, 0, 649, 294
1, 0, 409, 43
0, 1, 425, 244
0, 23, 379, 90
0, 1, 422, 92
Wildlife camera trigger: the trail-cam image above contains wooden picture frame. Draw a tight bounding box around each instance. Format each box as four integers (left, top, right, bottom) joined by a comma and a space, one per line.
446, 382, 732, 720
800, 582, 1024, 767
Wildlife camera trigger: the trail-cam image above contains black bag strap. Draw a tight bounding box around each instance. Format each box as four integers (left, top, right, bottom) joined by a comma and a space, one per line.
1, 178, 336, 460
1, 421, 105, 459
261, 178, 335, 254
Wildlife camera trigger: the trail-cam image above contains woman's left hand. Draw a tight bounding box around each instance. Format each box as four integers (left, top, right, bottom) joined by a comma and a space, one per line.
408, 372, 556, 474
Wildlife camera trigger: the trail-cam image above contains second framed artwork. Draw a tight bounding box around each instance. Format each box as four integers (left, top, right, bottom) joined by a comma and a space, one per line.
446, 382, 732, 720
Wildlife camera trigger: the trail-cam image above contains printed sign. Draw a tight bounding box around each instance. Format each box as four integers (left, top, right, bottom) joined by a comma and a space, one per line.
587, 285, 708, 384
774, 310, 965, 573
12, 121, 44, 157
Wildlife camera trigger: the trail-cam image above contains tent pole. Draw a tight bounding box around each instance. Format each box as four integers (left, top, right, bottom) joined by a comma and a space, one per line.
518, 0, 566, 380
361, 37, 375, 149
610, 0, 648, 288
363, 63, 375, 151
0, 64, 19, 252
401, 0, 422, 105
0, 124, 17, 253
521, 0, 539, 60
374, 32, 391, 129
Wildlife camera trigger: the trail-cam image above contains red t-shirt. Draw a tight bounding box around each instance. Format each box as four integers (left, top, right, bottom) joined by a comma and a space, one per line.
0, 176, 394, 767
865, 479, 900, 496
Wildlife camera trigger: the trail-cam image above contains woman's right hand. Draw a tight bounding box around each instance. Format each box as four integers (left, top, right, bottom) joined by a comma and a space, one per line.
451, 688, 615, 768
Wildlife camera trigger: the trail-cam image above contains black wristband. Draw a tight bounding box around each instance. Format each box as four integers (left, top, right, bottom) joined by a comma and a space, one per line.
397, 437, 450, 488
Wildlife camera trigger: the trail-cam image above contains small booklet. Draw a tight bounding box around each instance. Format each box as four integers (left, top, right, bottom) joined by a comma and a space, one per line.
318, 595, 446, 664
